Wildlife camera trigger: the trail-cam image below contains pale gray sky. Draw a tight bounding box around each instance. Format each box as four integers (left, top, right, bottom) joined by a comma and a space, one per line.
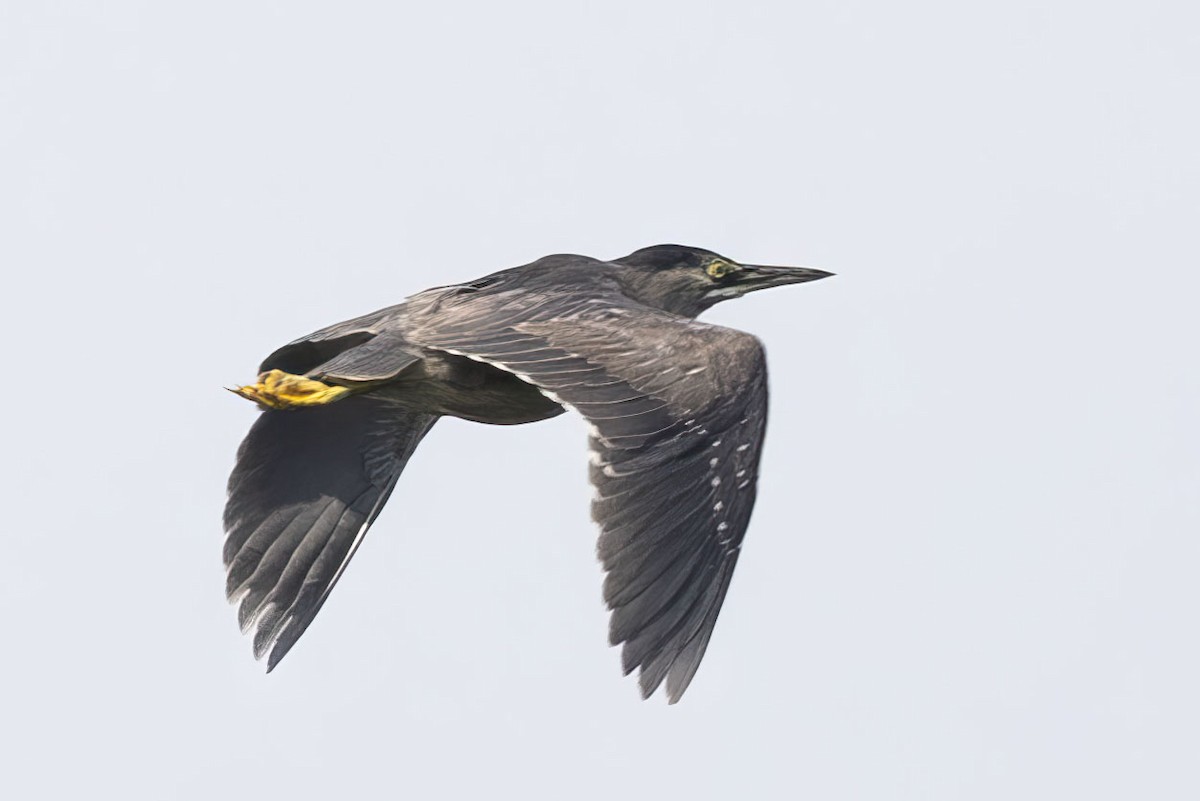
3, 1, 1198, 799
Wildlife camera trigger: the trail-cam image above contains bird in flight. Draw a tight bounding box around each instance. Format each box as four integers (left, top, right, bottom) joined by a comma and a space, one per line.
225, 244, 832, 702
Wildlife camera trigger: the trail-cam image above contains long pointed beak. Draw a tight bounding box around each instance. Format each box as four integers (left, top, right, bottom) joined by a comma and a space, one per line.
740, 264, 834, 290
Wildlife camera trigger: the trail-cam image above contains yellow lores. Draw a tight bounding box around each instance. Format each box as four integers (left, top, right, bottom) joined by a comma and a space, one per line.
705, 259, 739, 279
229, 369, 352, 410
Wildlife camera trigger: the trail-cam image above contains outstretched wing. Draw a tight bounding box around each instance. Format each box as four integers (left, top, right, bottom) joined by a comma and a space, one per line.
224, 396, 436, 669
411, 300, 769, 702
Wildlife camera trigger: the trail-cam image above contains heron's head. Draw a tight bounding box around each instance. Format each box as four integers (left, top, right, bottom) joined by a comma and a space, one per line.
614, 244, 833, 318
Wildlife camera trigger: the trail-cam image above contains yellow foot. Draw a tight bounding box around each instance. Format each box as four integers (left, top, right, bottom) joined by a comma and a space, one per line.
228, 369, 353, 410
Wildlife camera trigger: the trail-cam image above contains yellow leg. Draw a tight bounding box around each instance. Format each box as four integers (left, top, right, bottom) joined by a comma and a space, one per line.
228, 369, 353, 410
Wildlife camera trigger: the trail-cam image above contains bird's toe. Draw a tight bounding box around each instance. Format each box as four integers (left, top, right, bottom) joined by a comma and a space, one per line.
228, 369, 353, 410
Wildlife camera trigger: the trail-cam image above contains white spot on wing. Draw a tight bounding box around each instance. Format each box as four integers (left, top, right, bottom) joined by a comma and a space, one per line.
711, 477, 721, 487
227, 583, 251, 608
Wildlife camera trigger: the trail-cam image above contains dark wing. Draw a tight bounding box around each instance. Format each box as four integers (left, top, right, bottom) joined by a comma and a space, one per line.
304, 332, 423, 384
411, 301, 769, 702
256, 304, 407, 376
224, 396, 436, 669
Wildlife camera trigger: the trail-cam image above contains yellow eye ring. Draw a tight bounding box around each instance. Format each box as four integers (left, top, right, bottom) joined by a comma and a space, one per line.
706, 261, 736, 279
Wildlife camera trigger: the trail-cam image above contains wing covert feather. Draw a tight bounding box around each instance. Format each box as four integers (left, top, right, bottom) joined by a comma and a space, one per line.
410, 297, 769, 701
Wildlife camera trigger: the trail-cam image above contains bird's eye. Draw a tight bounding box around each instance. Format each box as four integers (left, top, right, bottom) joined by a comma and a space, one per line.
706, 261, 737, 280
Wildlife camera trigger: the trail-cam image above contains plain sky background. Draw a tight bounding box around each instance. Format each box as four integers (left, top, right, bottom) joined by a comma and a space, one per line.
3, 1, 1198, 798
